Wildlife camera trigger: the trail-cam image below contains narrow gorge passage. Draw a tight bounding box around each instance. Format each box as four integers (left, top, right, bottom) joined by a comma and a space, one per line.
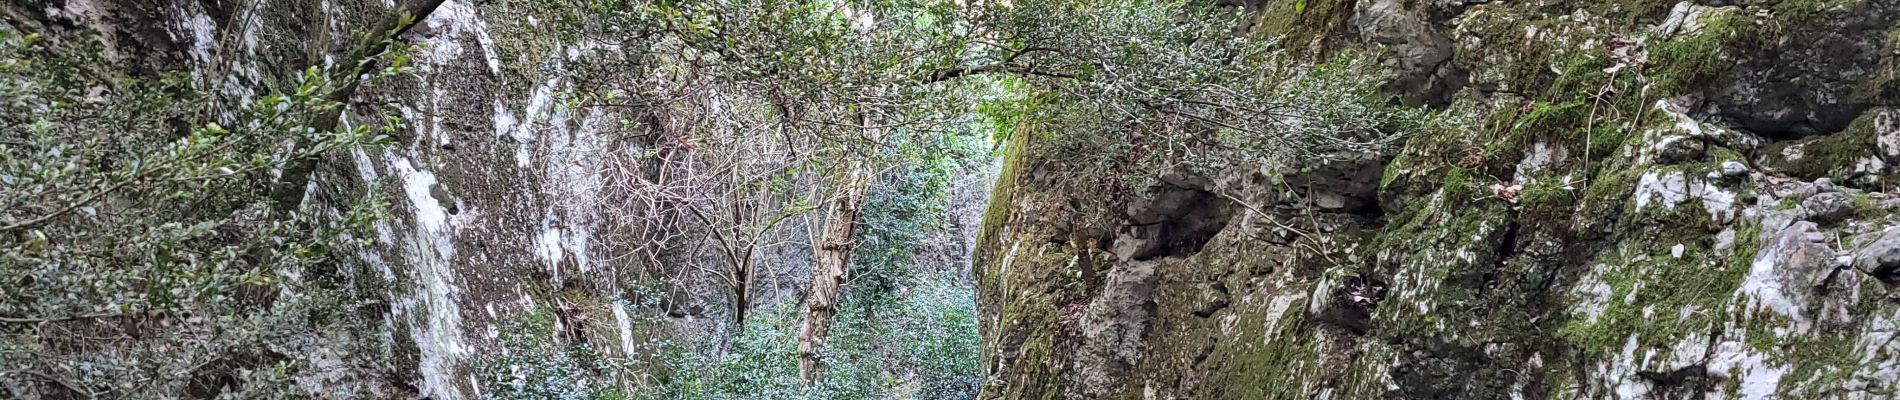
7, 0, 1900, 399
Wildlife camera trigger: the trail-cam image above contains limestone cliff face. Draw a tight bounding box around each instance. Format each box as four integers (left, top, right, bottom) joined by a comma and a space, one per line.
10, 1, 714, 397
974, 1, 1900, 399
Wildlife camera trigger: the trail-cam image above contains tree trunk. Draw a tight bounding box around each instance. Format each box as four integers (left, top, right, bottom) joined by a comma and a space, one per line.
734, 274, 750, 328
797, 123, 878, 385
734, 257, 752, 329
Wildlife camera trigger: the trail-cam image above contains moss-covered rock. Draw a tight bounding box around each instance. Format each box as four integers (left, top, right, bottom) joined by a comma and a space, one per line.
973, 1, 1900, 399
1761, 108, 1899, 187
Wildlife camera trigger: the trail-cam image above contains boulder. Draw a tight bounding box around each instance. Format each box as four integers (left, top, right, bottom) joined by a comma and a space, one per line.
1709, 2, 1900, 138
1800, 192, 1857, 224
1854, 227, 1900, 285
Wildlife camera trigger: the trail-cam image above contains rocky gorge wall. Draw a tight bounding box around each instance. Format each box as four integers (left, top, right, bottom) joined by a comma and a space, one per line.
16, 0, 1900, 398
974, 0, 1900, 399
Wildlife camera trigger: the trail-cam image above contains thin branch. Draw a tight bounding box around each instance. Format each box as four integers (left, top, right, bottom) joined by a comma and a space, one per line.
923, 63, 1077, 83
0, 312, 127, 324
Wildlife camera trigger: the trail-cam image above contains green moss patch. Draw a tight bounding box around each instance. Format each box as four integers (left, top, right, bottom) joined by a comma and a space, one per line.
1858, 27, 1900, 105
1555, 223, 1753, 355
1647, 11, 1757, 95
1204, 299, 1318, 400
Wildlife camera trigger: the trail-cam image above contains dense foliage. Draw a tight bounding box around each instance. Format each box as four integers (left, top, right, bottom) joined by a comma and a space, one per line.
0, 20, 410, 398
472, 272, 979, 400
